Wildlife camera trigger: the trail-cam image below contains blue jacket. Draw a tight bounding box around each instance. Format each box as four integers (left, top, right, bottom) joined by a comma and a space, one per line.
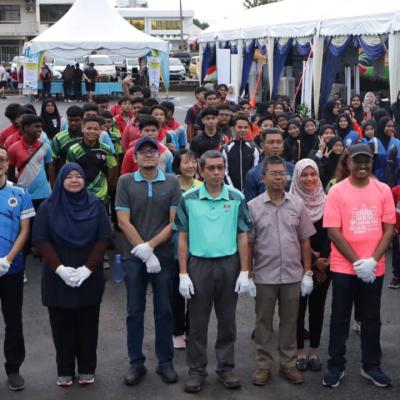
369, 137, 400, 184
244, 160, 294, 203
342, 130, 359, 147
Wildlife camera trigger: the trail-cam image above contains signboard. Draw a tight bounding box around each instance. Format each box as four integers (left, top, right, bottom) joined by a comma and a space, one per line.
148, 55, 161, 97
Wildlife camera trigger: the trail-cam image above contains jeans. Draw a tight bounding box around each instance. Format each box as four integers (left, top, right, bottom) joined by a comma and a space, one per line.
125, 256, 174, 367
328, 272, 383, 371
0, 272, 25, 375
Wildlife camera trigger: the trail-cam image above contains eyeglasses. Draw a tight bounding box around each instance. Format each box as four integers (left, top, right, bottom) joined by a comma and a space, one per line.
0, 157, 8, 163
265, 171, 287, 177
137, 148, 159, 156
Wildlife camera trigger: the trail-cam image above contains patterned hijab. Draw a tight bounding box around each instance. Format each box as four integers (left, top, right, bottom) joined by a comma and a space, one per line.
290, 158, 326, 223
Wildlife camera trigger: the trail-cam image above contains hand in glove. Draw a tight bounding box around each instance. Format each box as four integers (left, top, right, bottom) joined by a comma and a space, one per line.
353, 257, 377, 283
235, 271, 250, 294
301, 274, 314, 296
146, 253, 161, 274
0, 256, 11, 277
75, 266, 92, 287
56, 265, 79, 287
131, 242, 154, 262
179, 273, 194, 299
248, 278, 257, 298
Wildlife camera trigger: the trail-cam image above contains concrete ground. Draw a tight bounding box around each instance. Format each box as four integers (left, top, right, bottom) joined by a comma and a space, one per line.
0, 94, 399, 399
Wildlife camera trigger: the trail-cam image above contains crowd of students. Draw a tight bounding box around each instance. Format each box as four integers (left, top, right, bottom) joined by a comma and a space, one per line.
0, 82, 399, 393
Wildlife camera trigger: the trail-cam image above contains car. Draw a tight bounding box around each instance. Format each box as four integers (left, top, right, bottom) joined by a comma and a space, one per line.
189, 55, 200, 79
170, 51, 191, 68
83, 54, 116, 78
169, 57, 186, 81
124, 57, 140, 74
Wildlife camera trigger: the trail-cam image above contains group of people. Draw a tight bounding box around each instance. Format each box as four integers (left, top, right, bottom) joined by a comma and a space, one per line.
0, 82, 399, 394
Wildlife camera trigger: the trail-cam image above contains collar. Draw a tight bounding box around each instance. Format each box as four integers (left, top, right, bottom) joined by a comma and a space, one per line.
199, 182, 229, 201
263, 190, 289, 204
134, 169, 166, 183
20, 138, 41, 150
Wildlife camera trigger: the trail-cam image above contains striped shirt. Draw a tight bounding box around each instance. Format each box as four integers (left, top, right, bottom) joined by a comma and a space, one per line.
51, 129, 82, 165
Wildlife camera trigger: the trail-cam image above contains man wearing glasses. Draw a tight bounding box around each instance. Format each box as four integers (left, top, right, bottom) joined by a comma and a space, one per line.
116, 136, 181, 387
247, 155, 315, 386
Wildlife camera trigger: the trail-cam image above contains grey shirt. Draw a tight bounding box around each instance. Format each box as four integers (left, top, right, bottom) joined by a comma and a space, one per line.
115, 170, 181, 259
248, 191, 316, 284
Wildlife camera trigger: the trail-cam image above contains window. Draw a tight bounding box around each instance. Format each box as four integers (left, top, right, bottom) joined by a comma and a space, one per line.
0, 5, 21, 24
0, 45, 19, 63
40, 5, 71, 25
128, 19, 145, 31
151, 20, 182, 31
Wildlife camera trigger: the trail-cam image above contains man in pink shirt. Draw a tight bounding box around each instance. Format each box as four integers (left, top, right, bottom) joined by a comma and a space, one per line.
322, 143, 395, 389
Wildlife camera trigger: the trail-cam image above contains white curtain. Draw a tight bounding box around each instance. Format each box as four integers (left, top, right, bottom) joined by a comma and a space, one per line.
267, 37, 274, 98
230, 40, 243, 102
301, 58, 313, 116
389, 32, 400, 103
312, 35, 324, 118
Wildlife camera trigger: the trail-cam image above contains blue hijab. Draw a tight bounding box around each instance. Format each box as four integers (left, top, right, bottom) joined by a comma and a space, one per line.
47, 163, 100, 247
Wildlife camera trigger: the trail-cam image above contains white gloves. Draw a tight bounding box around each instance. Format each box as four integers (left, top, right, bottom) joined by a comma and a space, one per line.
301, 274, 314, 296
75, 266, 92, 287
353, 257, 377, 283
248, 278, 257, 298
56, 265, 79, 287
235, 271, 250, 294
0, 256, 11, 277
146, 254, 161, 274
179, 273, 194, 299
131, 242, 154, 262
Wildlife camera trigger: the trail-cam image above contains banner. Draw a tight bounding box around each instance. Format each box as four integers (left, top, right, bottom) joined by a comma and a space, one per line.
22, 52, 41, 95
147, 55, 161, 97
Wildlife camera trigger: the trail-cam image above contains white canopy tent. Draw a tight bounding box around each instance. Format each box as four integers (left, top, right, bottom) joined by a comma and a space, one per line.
200, 0, 400, 115
25, 0, 169, 58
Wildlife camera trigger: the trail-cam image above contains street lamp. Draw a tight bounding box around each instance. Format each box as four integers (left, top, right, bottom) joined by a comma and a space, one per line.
179, 0, 185, 50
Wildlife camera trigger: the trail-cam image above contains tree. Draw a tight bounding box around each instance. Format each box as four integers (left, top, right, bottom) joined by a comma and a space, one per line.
243, 0, 281, 8
193, 18, 209, 30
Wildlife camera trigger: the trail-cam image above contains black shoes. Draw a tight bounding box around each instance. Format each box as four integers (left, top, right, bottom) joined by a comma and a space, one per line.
156, 364, 178, 384
185, 375, 206, 393
124, 365, 147, 386
8, 373, 25, 391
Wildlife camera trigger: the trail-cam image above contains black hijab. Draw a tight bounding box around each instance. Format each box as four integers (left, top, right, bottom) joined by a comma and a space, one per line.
377, 116, 393, 150
40, 99, 61, 140
321, 100, 338, 124
390, 90, 400, 121
336, 113, 353, 139
46, 163, 100, 247
350, 95, 364, 125
301, 118, 318, 158
326, 137, 344, 179
362, 119, 377, 140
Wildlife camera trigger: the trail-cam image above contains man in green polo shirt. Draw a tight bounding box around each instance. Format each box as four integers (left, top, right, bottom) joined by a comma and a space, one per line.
175, 149, 252, 393
66, 116, 117, 202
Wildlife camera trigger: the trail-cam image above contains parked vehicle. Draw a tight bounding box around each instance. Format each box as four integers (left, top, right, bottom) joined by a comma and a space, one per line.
189, 55, 200, 79
169, 57, 186, 81
83, 54, 116, 78
170, 51, 191, 68
52, 59, 77, 79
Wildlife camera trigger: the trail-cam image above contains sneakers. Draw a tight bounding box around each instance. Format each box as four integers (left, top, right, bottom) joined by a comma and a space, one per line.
56, 376, 73, 387
8, 373, 25, 391
124, 365, 147, 386
173, 335, 186, 350
388, 277, 400, 289
23, 273, 28, 284
78, 374, 95, 385
184, 375, 206, 393
361, 367, 392, 387
322, 369, 345, 388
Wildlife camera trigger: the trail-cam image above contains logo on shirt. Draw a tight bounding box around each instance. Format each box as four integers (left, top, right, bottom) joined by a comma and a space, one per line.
349, 205, 379, 235
8, 197, 18, 207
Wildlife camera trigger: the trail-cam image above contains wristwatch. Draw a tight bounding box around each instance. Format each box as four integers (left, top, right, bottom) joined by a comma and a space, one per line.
305, 270, 314, 277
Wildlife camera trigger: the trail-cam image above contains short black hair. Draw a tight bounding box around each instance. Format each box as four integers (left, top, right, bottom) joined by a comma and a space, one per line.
66, 106, 84, 118
118, 96, 133, 105
100, 110, 113, 119
216, 104, 232, 112
18, 106, 36, 117
172, 149, 197, 175
83, 115, 101, 126
261, 155, 285, 176
260, 128, 283, 143
20, 115, 42, 131
94, 95, 110, 104
257, 116, 274, 127
217, 83, 228, 91
204, 90, 221, 99
129, 85, 144, 95
195, 86, 207, 96
138, 115, 159, 131
5, 103, 22, 121
161, 101, 175, 113
199, 150, 225, 170
200, 107, 219, 119
233, 115, 250, 126
82, 103, 99, 114
240, 100, 251, 107
0, 144, 8, 155
150, 105, 167, 116
23, 104, 37, 115
131, 97, 145, 105
144, 98, 159, 108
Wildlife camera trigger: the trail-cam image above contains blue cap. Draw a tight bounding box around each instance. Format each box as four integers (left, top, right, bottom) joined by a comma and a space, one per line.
134, 136, 159, 153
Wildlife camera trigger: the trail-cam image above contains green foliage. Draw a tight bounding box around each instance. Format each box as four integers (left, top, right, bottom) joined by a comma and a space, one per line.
243, 0, 281, 9
297, 103, 311, 119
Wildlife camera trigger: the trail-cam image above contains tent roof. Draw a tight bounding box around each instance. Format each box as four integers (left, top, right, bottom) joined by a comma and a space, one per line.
200, 0, 400, 42
26, 0, 169, 57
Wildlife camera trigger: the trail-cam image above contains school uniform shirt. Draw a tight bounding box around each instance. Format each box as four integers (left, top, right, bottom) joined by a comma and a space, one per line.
0, 180, 35, 275
66, 140, 117, 201
8, 138, 52, 200
51, 129, 83, 166
0, 124, 19, 145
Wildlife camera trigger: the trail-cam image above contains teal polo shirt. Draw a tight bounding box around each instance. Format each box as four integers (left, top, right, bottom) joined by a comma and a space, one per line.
175, 182, 252, 258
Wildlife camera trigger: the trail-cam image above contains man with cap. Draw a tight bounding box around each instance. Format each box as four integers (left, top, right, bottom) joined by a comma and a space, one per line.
115, 136, 181, 387
322, 143, 395, 388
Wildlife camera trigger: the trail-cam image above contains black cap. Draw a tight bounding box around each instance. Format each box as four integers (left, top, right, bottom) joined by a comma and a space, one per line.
134, 136, 159, 153
349, 143, 373, 158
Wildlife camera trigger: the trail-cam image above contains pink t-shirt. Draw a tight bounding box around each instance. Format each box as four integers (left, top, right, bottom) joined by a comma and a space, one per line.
323, 178, 395, 276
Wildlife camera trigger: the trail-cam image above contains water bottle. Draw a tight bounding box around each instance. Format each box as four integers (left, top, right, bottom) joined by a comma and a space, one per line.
114, 254, 124, 283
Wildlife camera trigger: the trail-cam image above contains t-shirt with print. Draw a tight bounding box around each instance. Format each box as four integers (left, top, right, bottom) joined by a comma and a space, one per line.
51, 129, 83, 166
323, 177, 396, 276
8, 139, 52, 200
0, 181, 35, 274
66, 139, 117, 201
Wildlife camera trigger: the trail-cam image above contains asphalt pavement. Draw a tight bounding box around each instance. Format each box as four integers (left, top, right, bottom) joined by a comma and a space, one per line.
0, 94, 400, 400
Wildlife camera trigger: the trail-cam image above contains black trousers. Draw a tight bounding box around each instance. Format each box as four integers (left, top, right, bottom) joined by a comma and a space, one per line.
328, 272, 383, 371
48, 304, 100, 376
74, 81, 82, 100
0, 272, 25, 375
297, 274, 331, 349
172, 260, 189, 336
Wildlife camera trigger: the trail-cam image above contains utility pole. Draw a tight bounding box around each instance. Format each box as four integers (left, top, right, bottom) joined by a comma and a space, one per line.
179, 0, 185, 50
